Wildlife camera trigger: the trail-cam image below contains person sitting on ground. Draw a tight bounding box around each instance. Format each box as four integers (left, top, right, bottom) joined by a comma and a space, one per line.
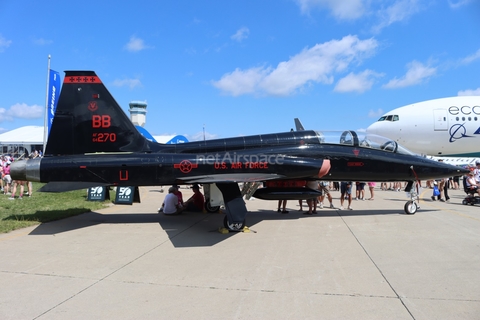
172, 184, 184, 205
159, 186, 184, 215
184, 184, 205, 212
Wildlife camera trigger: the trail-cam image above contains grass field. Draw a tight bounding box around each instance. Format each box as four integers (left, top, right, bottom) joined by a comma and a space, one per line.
0, 182, 113, 234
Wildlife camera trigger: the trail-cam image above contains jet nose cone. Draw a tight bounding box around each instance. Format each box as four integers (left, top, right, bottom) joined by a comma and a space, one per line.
413, 159, 469, 180
438, 163, 469, 178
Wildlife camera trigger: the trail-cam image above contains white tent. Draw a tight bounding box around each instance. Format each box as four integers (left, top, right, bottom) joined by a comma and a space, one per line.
0, 126, 44, 145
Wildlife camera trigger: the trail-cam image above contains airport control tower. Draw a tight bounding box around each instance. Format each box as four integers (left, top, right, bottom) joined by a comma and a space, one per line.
128, 101, 147, 127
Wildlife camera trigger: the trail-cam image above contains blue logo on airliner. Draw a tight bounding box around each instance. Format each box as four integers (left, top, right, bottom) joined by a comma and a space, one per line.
449, 123, 474, 142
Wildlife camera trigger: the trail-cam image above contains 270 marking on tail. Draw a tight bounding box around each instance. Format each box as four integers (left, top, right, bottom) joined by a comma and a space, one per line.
92, 132, 117, 142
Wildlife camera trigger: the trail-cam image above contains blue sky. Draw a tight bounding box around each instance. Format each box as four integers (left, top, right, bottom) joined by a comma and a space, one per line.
1, 0, 479, 141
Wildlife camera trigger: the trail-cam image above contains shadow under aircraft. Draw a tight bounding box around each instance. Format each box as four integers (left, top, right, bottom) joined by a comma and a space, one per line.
26, 203, 441, 248
11, 71, 467, 231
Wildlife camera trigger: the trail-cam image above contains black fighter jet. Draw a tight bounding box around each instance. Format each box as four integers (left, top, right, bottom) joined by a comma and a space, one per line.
10, 71, 467, 230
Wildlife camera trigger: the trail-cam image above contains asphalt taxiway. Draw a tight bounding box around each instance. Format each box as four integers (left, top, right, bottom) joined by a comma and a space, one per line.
0, 186, 479, 319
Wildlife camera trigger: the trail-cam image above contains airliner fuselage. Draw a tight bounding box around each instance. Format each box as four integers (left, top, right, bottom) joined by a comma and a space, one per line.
367, 96, 480, 157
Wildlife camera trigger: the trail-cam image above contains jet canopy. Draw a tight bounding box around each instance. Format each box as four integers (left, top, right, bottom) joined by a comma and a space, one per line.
315, 130, 416, 156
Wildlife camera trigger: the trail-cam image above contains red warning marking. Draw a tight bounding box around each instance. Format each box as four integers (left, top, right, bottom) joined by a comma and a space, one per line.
120, 170, 129, 181
266, 180, 306, 188
88, 101, 98, 112
64, 76, 102, 83
347, 162, 364, 167
352, 149, 360, 156
174, 160, 198, 174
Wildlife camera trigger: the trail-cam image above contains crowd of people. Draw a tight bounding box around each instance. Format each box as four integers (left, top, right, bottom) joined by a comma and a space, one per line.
1, 150, 42, 200
275, 173, 473, 215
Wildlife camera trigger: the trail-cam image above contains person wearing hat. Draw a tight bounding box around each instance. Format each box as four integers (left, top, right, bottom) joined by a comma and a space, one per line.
465, 171, 480, 196
159, 186, 184, 215
184, 184, 205, 212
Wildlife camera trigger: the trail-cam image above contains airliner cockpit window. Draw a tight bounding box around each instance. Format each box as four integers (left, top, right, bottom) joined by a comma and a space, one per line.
386, 115, 393, 121
393, 115, 399, 121
377, 116, 387, 121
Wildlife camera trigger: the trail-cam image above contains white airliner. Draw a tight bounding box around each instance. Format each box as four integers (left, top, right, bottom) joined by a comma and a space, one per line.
366, 96, 480, 166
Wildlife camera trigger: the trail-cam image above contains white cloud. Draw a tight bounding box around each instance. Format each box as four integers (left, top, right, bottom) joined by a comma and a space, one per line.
368, 108, 384, 118
231, 27, 250, 42
383, 60, 436, 89
0, 103, 43, 122
458, 88, 480, 96
0, 34, 12, 53
212, 35, 378, 96
334, 70, 384, 93
112, 78, 142, 89
295, 0, 366, 20
372, 0, 422, 33
460, 48, 480, 65
124, 36, 150, 52
448, 0, 473, 9
212, 67, 270, 96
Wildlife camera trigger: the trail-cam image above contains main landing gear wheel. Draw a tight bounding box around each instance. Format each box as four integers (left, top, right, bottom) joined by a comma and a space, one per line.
205, 199, 220, 213
404, 200, 417, 215
223, 216, 245, 232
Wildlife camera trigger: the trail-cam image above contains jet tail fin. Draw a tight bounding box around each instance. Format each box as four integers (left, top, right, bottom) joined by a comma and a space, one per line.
45, 71, 157, 156
294, 118, 305, 131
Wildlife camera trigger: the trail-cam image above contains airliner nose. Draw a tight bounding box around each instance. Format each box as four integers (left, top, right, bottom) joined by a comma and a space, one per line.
365, 122, 379, 135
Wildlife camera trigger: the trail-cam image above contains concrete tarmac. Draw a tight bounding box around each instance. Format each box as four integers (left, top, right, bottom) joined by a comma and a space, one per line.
0, 185, 479, 319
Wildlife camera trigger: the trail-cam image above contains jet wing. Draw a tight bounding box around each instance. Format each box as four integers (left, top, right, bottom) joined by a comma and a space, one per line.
178, 173, 285, 184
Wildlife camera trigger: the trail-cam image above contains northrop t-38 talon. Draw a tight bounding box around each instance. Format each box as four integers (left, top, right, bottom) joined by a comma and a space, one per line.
10, 71, 467, 230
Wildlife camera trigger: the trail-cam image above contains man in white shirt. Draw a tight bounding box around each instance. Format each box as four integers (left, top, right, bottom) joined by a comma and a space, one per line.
159, 187, 183, 215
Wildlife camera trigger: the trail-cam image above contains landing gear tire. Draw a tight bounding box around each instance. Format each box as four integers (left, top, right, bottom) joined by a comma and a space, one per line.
223, 216, 245, 232
462, 199, 468, 205
205, 199, 220, 213
404, 200, 417, 215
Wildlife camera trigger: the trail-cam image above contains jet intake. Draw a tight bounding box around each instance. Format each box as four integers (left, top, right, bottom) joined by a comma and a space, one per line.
318, 159, 331, 178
